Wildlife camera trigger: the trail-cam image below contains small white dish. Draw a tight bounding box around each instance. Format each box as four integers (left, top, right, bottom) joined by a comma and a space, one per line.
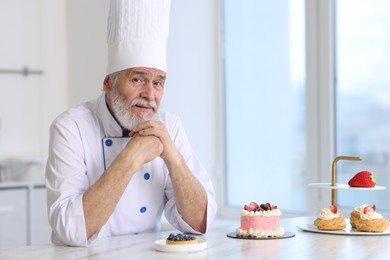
154, 238, 207, 253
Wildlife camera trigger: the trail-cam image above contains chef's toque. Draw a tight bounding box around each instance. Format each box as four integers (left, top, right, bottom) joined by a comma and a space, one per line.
106, 0, 171, 75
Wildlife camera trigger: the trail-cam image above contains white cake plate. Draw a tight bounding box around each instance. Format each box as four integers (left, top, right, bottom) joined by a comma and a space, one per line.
308, 183, 386, 190
226, 232, 295, 240
297, 221, 390, 236
154, 238, 207, 253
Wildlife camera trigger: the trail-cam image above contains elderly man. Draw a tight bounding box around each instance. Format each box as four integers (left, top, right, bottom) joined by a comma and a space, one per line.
45, 0, 217, 246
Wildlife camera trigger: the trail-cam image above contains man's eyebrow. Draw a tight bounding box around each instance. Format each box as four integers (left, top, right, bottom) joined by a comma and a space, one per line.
156, 74, 167, 81
131, 70, 166, 80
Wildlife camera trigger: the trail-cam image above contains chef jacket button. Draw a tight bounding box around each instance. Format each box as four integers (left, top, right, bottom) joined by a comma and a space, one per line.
140, 207, 147, 213
144, 172, 150, 180
105, 139, 113, 147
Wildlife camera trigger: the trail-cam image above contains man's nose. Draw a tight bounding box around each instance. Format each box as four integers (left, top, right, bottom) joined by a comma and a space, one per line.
140, 82, 155, 100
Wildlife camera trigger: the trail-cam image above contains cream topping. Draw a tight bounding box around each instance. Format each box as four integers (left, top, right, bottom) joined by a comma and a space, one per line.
241, 208, 282, 217
318, 208, 340, 220
360, 210, 383, 220
236, 227, 285, 238
353, 204, 369, 214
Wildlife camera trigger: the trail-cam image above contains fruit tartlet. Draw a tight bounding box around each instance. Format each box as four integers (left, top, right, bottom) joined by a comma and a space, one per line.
166, 233, 198, 245
313, 205, 346, 231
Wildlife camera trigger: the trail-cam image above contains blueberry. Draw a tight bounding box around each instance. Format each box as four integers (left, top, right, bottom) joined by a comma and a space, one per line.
260, 204, 269, 211
167, 233, 196, 242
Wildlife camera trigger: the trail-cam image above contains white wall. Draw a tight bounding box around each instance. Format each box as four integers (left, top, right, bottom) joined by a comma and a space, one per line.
66, 0, 222, 206
0, 0, 67, 180
66, 0, 108, 105
41, 0, 68, 156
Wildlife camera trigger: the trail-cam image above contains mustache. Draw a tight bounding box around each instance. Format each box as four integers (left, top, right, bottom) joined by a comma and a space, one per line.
130, 99, 157, 111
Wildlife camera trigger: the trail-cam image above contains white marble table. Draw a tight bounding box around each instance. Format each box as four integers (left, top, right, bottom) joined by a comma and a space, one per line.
1, 216, 390, 259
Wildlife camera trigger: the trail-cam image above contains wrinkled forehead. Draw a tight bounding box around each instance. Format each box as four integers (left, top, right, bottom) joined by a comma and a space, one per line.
121, 67, 167, 80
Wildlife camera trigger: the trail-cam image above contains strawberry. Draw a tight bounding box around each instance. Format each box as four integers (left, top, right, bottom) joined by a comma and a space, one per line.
330, 205, 337, 214
348, 171, 376, 188
244, 204, 255, 211
250, 202, 259, 209
244, 202, 278, 211
364, 206, 374, 214
372, 204, 376, 211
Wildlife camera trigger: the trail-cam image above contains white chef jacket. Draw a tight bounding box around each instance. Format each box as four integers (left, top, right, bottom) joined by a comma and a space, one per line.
45, 93, 217, 247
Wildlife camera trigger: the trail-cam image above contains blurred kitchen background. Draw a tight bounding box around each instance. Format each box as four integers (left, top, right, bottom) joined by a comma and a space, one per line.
1, 0, 390, 247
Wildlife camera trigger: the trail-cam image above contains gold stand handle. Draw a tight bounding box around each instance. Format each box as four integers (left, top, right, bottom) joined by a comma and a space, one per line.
331, 156, 362, 205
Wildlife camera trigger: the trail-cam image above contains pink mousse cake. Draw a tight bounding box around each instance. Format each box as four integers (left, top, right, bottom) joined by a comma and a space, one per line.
236, 202, 285, 238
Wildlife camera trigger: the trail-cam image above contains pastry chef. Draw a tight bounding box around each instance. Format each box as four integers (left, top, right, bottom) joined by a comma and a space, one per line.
45, 0, 217, 247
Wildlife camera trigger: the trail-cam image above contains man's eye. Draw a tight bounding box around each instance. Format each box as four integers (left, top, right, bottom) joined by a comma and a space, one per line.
154, 82, 163, 88
132, 78, 142, 84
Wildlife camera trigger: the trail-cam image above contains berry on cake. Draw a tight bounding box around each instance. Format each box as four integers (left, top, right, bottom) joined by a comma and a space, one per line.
313, 205, 346, 230
348, 171, 376, 188
351, 204, 390, 232
236, 201, 285, 238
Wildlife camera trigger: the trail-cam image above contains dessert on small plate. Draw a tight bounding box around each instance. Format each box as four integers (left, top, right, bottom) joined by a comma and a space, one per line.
235, 201, 285, 238
166, 233, 198, 245
313, 205, 346, 231
227, 201, 294, 240
154, 233, 207, 253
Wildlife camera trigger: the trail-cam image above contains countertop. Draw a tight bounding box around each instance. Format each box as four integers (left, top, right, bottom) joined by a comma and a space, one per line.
1, 216, 390, 259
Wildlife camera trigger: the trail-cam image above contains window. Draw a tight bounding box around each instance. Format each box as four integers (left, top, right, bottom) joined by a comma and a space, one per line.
335, 0, 390, 210
222, 0, 390, 215
223, 0, 306, 213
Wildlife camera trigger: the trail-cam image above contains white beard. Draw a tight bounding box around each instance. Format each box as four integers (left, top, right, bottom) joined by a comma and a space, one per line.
110, 88, 160, 130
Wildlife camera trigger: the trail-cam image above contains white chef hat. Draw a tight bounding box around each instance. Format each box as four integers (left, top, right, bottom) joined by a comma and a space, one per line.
106, 0, 171, 75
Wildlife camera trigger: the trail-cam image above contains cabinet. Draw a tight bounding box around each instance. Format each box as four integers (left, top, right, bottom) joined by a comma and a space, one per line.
0, 182, 51, 247
30, 186, 52, 244
0, 188, 28, 247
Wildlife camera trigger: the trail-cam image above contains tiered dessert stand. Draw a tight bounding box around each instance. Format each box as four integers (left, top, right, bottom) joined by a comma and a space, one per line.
298, 155, 388, 235
308, 155, 386, 203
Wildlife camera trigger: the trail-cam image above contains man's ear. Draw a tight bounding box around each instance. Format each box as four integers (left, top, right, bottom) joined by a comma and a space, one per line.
103, 75, 111, 92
